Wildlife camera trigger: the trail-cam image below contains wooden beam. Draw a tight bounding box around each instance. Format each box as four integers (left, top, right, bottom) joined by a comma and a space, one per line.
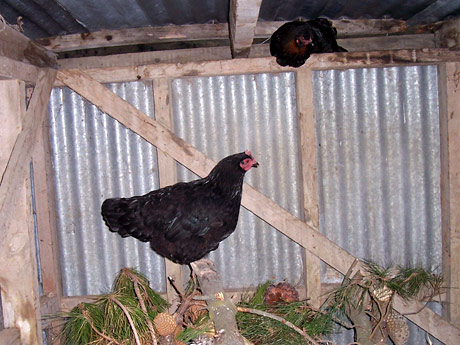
55, 49, 460, 86
0, 80, 40, 345
55, 69, 459, 343
255, 19, 410, 38
296, 69, 321, 308
0, 23, 56, 68
393, 296, 460, 344
38, 19, 414, 53
0, 72, 57, 345
55, 33, 437, 71
0, 56, 41, 82
58, 46, 235, 70
439, 62, 460, 328
37, 24, 230, 52
0, 329, 21, 345
229, 0, 262, 58
338, 33, 435, 51
0, 80, 24, 174
33, 109, 62, 302
55, 56, 289, 85
0, 68, 57, 230
153, 78, 184, 310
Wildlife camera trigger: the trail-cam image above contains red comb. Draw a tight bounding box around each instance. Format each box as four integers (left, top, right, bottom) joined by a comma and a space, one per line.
245, 149, 252, 156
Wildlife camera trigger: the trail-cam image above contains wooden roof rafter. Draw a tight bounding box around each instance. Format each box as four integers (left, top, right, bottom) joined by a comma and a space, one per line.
36, 19, 432, 54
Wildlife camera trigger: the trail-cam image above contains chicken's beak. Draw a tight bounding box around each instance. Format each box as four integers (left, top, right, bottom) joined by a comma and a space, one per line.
252, 161, 259, 168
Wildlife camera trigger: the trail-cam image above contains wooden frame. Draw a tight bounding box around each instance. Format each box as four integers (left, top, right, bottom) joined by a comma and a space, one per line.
54, 52, 460, 343
438, 61, 460, 329
0, 71, 57, 345
1, 22, 460, 344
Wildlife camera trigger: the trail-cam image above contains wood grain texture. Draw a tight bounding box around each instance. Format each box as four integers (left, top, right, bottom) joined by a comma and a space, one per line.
0, 68, 57, 229
153, 78, 184, 309
0, 79, 41, 345
0, 80, 24, 175
296, 69, 322, 308
37, 24, 230, 52
439, 62, 460, 329
38, 19, 413, 53
55, 49, 460, 86
0, 329, 21, 345
0, 24, 56, 67
32, 111, 62, 301
229, 0, 262, 58
0, 56, 41, 82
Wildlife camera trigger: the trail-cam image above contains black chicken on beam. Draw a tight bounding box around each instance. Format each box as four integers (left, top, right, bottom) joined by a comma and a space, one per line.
270, 18, 347, 68
101, 150, 258, 264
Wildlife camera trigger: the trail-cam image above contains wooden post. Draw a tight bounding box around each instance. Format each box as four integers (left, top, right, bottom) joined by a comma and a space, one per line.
190, 259, 245, 345
0, 79, 41, 345
296, 68, 322, 307
153, 78, 184, 309
438, 62, 460, 328
229, 0, 262, 58
33, 105, 62, 344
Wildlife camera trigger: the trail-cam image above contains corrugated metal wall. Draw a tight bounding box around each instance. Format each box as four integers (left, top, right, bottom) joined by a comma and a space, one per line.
170, 73, 305, 289
48, 66, 443, 344
48, 73, 305, 296
312, 65, 442, 345
49, 81, 166, 296
313, 65, 441, 279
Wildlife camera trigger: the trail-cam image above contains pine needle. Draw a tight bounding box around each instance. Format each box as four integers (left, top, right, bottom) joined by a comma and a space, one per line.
236, 282, 333, 345
56, 268, 169, 345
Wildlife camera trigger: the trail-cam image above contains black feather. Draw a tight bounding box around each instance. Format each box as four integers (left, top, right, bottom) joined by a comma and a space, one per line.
270, 18, 347, 68
101, 151, 258, 264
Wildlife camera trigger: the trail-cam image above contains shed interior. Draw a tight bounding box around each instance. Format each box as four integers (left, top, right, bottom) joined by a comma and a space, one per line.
1, 1, 460, 344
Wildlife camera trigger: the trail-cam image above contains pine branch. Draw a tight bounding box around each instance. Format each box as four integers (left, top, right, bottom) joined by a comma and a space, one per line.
237, 306, 320, 345
79, 305, 121, 345
109, 295, 142, 345
132, 276, 158, 345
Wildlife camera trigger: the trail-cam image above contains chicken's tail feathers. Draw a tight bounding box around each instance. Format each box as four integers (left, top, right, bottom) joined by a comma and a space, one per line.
101, 197, 151, 241
101, 198, 125, 232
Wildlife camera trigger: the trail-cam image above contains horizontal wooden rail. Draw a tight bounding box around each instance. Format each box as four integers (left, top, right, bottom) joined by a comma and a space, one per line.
54, 49, 460, 86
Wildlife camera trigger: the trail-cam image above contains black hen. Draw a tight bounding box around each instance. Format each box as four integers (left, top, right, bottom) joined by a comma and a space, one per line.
270, 18, 347, 68
101, 150, 258, 264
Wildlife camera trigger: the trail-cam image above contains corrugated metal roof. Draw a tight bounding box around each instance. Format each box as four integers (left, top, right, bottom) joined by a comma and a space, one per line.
0, 0, 459, 39
260, 0, 447, 21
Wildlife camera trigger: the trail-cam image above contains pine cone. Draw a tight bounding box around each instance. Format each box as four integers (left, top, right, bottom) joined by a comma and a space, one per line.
372, 285, 393, 302
154, 312, 177, 336
185, 299, 207, 323
386, 312, 410, 345
264, 282, 299, 305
